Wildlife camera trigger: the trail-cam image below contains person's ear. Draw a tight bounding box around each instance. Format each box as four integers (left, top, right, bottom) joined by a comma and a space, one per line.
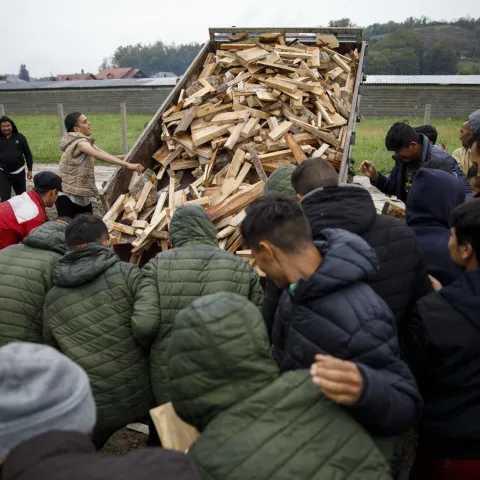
257, 240, 275, 261
460, 242, 474, 262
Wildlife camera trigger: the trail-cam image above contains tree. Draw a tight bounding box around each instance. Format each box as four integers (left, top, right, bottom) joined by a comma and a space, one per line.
99, 57, 111, 71
328, 18, 357, 28
366, 52, 395, 74
425, 43, 457, 74
18, 64, 30, 82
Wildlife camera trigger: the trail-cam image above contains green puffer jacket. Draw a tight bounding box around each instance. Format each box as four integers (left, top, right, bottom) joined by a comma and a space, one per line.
143, 205, 263, 405
0, 221, 67, 347
43, 243, 159, 431
168, 293, 392, 480
264, 164, 296, 197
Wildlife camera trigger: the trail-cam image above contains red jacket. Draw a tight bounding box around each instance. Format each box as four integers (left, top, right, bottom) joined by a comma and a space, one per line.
0, 191, 47, 249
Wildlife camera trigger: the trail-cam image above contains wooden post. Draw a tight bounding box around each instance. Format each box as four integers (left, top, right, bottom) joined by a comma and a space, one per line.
0, 105, 5, 117
120, 103, 128, 154
57, 103, 65, 137
424, 104, 431, 125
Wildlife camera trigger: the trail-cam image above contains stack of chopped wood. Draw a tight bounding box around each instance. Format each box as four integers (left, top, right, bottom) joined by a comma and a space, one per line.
103, 33, 359, 268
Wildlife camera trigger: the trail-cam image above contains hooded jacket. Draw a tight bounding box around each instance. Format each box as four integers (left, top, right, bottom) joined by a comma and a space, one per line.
43, 243, 159, 431
0, 116, 33, 173
404, 271, 480, 459
0, 221, 67, 347
0, 190, 47, 250
144, 205, 263, 405
273, 228, 422, 436
3, 431, 200, 480
168, 292, 392, 480
58, 132, 98, 197
406, 169, 465, 286
371, 134, 471, 202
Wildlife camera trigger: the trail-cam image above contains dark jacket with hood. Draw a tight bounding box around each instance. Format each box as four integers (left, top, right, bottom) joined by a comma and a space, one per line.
300, 184, 432, 334
0, 220, 67, 347
404, 271, 480, 459
168, 292, 392, 480
0, 116, 33, 173
371, 133, 471, 202
406, 169, 465, 287
43, 244, 159, 431
144, 205, 263, 405
3, 431, 200, 480
273, 228, 422, 436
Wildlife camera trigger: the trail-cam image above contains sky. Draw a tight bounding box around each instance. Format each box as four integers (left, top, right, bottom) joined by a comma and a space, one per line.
1, 0, 479, 78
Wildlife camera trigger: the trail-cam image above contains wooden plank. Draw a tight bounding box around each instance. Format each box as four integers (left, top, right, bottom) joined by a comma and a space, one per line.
168, 176, 176, 211
197, 103, 233, 118
248, 147, 268, 183
315, 101, 334, 125
214, 215, 235, 230
284, 114, 340, 148
265, 77, 297, 94
102, 194, 126, 223
316, 34, 339, 48
207, 181, 265, 222
232, 104, 271, 120
228, 235, 244, 253
192, 124, 234, 147
124, 196, 137, 213
220, 43, 258, 50
174, 106, 199, 135
226, 228, 241, 249
162, 110, 186, 123
311, 143, 330, 158
268, 121, 292, 141
199, 61, 218, 79
230, 210, 246, 227
256, 61, 297, 73
332, 54, 352, 73
106, 221, 136, 236
241, 117, 260, 137
267, 117, 279, 132
134, 182, 154, 213
277, 51, 312, 60
256, 91, 280, 102
225, 148, 246, 179
153, 146, 183, 168
236, 47, 269, 66
211, 110, 250, 125
285, 133, 307, 164
217, 225, 237, 239
184, 197, 210, 207
131, 220, 149, 229
224, 122, 246, 151
170, 159, 200, 171
326, 67, 343, 81
232, 162, 253, 189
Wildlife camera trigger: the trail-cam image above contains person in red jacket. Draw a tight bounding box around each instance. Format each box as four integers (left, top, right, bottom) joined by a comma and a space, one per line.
0, 171, 61, 250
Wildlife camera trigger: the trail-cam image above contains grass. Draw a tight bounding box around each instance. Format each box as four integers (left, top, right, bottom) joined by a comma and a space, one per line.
8, 114, 463, 175
354, 116, 463, 174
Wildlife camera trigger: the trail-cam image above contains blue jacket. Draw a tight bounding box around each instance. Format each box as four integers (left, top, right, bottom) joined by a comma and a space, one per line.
372, 134, 471, 202
272, 228, 422, 436
406, 169, 465, 286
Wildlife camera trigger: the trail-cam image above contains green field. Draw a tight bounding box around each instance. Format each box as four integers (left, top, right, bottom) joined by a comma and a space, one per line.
7, 114, 463, 175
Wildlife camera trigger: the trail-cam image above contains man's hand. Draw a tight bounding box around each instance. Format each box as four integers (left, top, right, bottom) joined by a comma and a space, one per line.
441, 142, 448, 152
428, 275, 442, 291
359, 160, 379, 181
127, 163, 145, 174
310, 354, 363, 406
27, 170, 33, 180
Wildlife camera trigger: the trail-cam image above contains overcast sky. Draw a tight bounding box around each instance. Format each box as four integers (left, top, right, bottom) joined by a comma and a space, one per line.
2, 0, 479, 78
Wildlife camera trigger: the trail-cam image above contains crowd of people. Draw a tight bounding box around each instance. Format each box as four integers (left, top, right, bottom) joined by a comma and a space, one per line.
0, 109, 479, 479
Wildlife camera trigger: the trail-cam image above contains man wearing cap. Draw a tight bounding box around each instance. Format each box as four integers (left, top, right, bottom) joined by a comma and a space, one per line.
0, 342, 201, 480
452, 109, 480, 175
0, 171, 61, 250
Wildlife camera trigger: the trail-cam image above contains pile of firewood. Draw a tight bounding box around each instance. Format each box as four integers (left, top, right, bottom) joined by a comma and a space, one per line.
103, 33, 359, 269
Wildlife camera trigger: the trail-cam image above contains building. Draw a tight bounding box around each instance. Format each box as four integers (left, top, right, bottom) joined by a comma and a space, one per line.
57, 73, 96, 81
96, 68, 147, 80
361, 75, 480, 117
0, 75, 26, 84
151, 71, 177, 78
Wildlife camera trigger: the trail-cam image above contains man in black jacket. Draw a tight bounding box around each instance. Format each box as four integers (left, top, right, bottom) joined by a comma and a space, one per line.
289, 157, 432, 338
0, 116, 33, 202
241, 194, 422, 437
404, 199, 480, 479
0, 342, 200, 480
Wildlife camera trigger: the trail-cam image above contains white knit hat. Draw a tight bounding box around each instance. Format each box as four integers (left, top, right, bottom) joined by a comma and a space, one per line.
0, 342, 96, 459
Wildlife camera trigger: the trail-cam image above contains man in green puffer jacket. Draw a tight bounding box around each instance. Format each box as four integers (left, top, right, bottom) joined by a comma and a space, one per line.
0, 219, 69, 347
143, 205, 263, 408
43, 215, 159, 449
167, 292, 392, 480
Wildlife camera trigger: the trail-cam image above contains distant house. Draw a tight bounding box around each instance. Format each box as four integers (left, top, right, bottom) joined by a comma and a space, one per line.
57, 73, 96, 81
151, 71, 177, 78
0, 75, 26, 84
96, 67, 147, 80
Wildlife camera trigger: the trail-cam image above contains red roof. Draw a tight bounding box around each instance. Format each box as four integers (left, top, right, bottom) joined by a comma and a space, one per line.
96, 68, 145, 80
57, 73, 96, 81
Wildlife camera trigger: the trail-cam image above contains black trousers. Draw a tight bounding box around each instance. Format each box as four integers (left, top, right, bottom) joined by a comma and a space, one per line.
56, 195, 93, 219
0, 169, 26, 202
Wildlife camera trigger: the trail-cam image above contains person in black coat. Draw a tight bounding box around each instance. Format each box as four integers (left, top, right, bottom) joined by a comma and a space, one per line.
241, 194, 422, 437
286, 157, 432, 339
404, 199, 480, 479
406, 168, 465, 287
360, 122, 471, 202
0, 116, 33, 202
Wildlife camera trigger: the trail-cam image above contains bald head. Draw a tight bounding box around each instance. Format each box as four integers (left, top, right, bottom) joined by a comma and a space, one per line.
460, 120, 474, 149
291, 158, 339, 198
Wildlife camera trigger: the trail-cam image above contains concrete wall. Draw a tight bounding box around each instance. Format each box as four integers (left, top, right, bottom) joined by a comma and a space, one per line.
360, 85, 480, 118
0, 87, 173, 115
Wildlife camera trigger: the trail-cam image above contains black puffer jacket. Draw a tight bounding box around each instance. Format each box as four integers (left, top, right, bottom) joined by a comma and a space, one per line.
301, 185, 432, 335
0, 116, 33, 172
273, 228, 422, 436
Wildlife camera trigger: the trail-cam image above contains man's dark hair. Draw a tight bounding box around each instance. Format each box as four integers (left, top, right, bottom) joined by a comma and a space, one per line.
470, 127, 480, 153
420, 159, 451, 174
414, 125, 438, 144
467, 164, 478, 179
64, 112, 82, 133
291, 158, 339, 196
65, 214, 109, 248
385, 122, 420, 152
240, 193, 312, 254
451, 199, 480, 264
